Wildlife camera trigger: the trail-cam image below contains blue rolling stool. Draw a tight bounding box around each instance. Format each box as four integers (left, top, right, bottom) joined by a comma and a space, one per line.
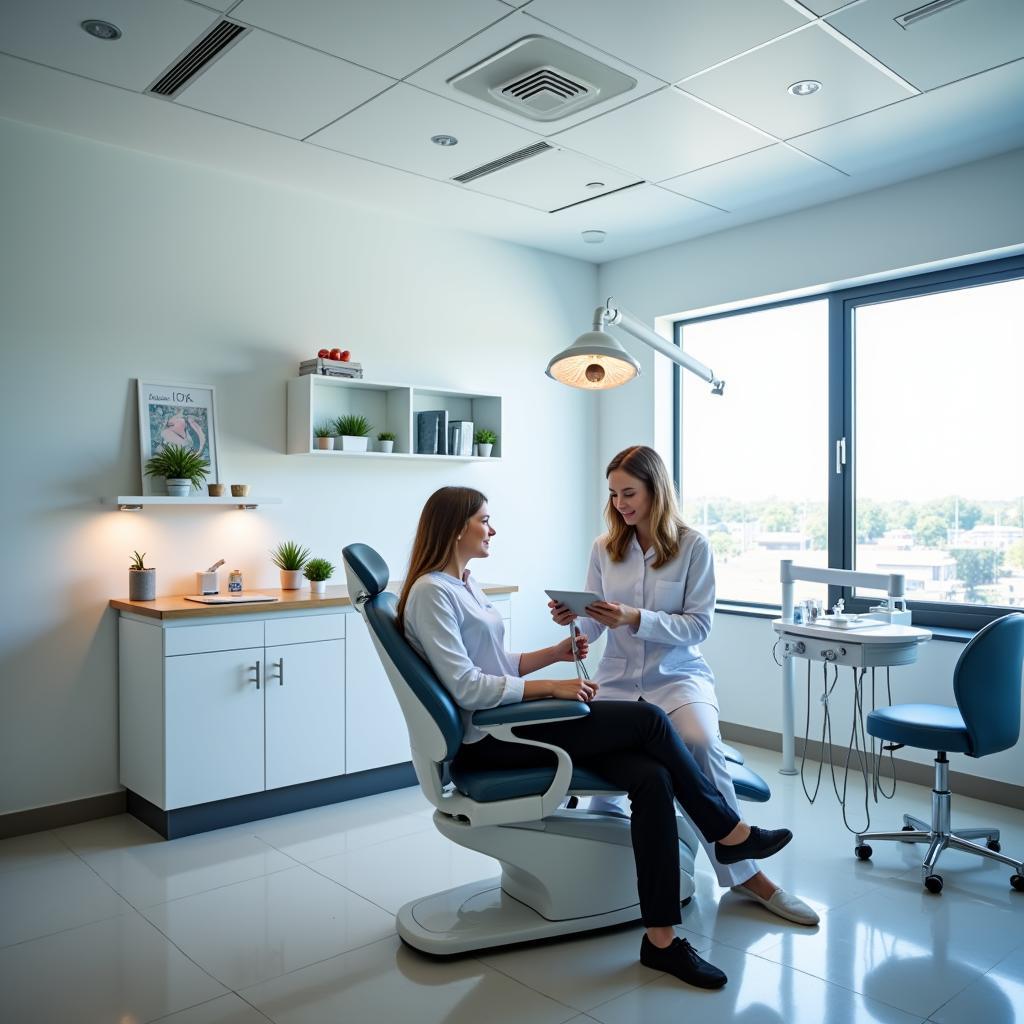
854, 612, 1024, 894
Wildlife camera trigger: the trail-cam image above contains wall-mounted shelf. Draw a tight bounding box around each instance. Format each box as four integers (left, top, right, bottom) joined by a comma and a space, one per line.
105, 496, 283, 511
287, 376, 502, 460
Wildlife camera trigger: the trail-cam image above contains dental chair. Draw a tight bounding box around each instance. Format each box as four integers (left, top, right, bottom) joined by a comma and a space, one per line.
342, 543, 701, 955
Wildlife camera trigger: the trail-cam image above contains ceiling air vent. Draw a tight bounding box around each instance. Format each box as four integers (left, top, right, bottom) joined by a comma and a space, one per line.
449, 35, 636, 122
453, 141, 553, 184
148, 20, 248, 97
894, 0, 968, 29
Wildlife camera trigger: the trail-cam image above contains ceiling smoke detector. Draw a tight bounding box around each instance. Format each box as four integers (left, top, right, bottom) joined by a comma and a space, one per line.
449, 35, 636, 123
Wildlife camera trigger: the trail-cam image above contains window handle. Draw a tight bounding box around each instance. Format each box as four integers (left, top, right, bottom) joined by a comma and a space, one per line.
835, 436, 847, 475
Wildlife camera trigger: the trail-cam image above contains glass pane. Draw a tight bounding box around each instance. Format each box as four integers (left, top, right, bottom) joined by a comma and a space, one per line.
680, 300, 828, 606
854, 277, 1024, 609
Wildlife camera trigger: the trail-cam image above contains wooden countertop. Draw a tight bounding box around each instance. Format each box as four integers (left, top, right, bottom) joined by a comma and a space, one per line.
110, 582, 518, 620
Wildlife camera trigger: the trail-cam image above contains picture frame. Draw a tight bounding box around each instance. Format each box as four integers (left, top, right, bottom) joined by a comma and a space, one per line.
137, 380, 220, 495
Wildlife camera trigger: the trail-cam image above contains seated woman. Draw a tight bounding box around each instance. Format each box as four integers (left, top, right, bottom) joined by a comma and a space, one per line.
399, 485, 794, 990
550, 445, 818, 926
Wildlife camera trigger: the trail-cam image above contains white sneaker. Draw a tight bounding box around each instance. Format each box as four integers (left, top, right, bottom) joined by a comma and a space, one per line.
730, 885, 820, 926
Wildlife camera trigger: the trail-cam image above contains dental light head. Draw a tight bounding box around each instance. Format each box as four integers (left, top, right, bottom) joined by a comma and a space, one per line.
546, 298, 725, 395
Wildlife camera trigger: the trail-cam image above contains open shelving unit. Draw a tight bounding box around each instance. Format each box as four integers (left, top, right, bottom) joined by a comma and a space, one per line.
286, 375, 502, 461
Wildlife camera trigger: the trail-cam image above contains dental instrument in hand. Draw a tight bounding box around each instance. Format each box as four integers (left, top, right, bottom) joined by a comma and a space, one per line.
569, 624, 590, 680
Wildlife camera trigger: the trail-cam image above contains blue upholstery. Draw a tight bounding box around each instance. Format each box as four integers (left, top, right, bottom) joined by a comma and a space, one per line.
720, 742, 745, 765
866, 613, 1024, 757
727, 761, 771, 803
866, 704, 971, 753
343, 542, 389, 597
473, 701, 590, 727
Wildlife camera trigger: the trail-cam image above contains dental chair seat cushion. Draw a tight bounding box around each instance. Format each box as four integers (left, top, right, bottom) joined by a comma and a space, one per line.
866, 703, 971, 753
451, 765, 620, 803
727, 761, 770, 803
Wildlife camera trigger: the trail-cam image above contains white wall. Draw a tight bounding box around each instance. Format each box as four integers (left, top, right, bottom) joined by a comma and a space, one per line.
595, 147, 1024, 788
0, 117, 599, 815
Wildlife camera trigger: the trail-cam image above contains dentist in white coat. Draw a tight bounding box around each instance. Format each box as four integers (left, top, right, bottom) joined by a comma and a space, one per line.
552, 445, 818, 926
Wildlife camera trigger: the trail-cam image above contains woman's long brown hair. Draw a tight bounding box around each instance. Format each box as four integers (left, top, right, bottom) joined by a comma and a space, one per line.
397, 486, 487, 627
604, 445, 687, 568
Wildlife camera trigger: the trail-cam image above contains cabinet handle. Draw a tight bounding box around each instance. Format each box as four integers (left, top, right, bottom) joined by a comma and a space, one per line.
251, 660, 261, 690
275, 657, 284, 686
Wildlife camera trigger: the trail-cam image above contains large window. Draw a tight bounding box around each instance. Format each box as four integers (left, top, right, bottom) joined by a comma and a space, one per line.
675, 254, 1024, 628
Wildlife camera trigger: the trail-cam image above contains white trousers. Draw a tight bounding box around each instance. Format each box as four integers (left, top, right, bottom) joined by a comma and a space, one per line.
588, 700, 758, 887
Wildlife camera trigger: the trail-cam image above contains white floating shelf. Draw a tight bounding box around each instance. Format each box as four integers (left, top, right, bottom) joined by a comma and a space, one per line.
305, 450, 500, 462
105, 496, 283, 510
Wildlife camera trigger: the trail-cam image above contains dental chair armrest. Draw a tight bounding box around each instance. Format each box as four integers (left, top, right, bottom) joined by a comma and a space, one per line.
472, 700, 590, 728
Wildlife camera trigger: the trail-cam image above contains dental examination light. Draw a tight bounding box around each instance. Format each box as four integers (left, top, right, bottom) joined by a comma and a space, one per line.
546, 297, 725, 394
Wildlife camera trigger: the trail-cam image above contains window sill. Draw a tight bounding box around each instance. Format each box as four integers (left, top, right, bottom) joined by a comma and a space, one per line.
714, 603, 974, 643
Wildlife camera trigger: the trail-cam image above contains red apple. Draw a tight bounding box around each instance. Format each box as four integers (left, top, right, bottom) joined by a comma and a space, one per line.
317, 348, 330, 358
340, 350, 351, 361
329, 348, 343, 361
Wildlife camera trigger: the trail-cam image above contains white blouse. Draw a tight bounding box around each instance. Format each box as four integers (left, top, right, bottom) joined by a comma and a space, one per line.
578, 529, 718, 713
404, 571, 524, 743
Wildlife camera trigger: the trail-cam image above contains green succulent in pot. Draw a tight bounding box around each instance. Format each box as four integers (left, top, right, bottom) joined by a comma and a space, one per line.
144, 443, 209, 495
304, 557, 335, 595
335, 414, 373, 452
271, 540, 311, 591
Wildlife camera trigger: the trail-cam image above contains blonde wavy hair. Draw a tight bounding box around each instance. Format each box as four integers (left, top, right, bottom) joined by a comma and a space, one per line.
604, 446, 687, 568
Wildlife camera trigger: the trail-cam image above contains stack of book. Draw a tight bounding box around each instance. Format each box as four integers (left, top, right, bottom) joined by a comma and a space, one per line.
416, 410, 448, 454
299, 358, 364, 379
448, 420, 474, 457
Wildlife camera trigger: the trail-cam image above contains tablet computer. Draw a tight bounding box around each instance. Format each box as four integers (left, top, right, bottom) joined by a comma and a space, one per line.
545, 589, 603, 617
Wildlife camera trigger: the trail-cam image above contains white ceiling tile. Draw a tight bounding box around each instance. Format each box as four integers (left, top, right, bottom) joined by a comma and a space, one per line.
792, 58, 1024, 177
799, 0, 853, 13
0, 0, 219, 91
230, 0, 510, 78
827, 0, 1024, 91
189, 0, 240, 11
555, 87, 772, 182
406, 11, 664, 136
681, 23, 914, 138
308, 84, 543, 181
461, 146, 640, 211
175, 29, 392, 139
660, 143, 845, 211
527, 0, 810, 83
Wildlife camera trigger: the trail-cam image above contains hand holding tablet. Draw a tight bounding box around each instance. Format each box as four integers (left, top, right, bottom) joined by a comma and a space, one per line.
545, 589, 603, 617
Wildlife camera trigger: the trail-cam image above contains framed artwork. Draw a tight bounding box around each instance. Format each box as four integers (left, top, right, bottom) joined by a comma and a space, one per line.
137, 381, 220, 495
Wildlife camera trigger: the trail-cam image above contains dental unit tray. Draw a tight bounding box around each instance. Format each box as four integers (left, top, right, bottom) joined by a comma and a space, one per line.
811, 615, 874, 630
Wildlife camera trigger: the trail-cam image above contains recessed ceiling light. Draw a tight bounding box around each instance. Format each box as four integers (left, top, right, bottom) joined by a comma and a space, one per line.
586, 181, 605, 189
788, 80, 821, 97
581, 230, 606, 244
81, 19, 122, 40
431, 134, 458, 147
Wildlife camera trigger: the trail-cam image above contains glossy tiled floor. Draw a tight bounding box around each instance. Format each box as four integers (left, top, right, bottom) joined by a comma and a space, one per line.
3, 745, 1023, 1023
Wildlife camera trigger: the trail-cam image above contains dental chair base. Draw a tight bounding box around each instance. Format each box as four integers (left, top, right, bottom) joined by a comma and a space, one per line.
397, 807, 697, 955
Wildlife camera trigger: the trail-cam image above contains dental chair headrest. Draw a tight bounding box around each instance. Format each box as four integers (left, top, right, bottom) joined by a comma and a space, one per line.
343, 543, 389, 597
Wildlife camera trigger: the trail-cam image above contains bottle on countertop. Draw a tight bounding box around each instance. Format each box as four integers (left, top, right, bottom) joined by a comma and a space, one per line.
228, 569, 243, 593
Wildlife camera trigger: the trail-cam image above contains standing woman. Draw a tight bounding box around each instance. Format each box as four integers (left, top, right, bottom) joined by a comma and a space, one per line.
400, 486, 795, 989
552, 446, 818, 926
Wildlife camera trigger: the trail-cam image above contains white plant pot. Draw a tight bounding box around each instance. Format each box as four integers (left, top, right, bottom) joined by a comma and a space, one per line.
166, 478, 191, 496
315, 436, 335, 450
279, 569, 304, 590
477, 443, 493, 458
309, 580, 327, 595
377, 440, 394, 454
341, 435, 369, 452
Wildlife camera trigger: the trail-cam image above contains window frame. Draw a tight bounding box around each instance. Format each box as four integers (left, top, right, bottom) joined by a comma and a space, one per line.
673, 252, 1024, 630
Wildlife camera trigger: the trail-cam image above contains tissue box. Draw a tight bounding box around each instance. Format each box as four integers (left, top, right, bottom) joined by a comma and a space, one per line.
196, 571, 219, 595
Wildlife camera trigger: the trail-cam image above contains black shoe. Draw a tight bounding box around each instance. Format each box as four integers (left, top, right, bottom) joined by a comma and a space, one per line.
640, 934, 727, 989
715, 826, 793, 865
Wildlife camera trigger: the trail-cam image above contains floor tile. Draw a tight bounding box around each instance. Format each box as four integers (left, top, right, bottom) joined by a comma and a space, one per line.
241, 935, 578, 1024
0, 912, 225, 1024
142, 865, 395, 989
0, 829, 76, 875
0, 855, 129, 947
929, 940, 1024, 1023
310, 826, 498, 914
152, 992, 273, 1023
586, 941, 926, 1024
76, 828, 297, 909
55, 811, 164, 855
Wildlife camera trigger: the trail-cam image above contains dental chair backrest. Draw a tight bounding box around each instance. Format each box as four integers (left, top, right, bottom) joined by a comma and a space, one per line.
342, 543, 462, 808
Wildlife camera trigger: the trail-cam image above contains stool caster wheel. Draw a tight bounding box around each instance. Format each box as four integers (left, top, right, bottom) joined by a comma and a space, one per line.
924, 875, 943, 894
855, 844, 872, 861
1011, 874, 1024, 893
987, 839, 1001, 852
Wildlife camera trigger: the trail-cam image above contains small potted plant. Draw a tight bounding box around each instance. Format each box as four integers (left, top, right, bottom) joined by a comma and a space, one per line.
303, 557, 335, 595
377, 430, 396, 454
474, 428, 497, 457
271, 540, 310, 590
313, 422, 335, 451
128, 550, 156, 601
144, 443, 209, 496
335, 413, 372, 453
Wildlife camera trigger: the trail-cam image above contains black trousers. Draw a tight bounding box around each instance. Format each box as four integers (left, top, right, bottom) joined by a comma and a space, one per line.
451, 699, 740, 926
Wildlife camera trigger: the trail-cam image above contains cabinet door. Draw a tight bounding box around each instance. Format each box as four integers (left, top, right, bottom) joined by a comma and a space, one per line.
265, 640, 346, 790
344, 614, 411, 774
165, 648, 265, 809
